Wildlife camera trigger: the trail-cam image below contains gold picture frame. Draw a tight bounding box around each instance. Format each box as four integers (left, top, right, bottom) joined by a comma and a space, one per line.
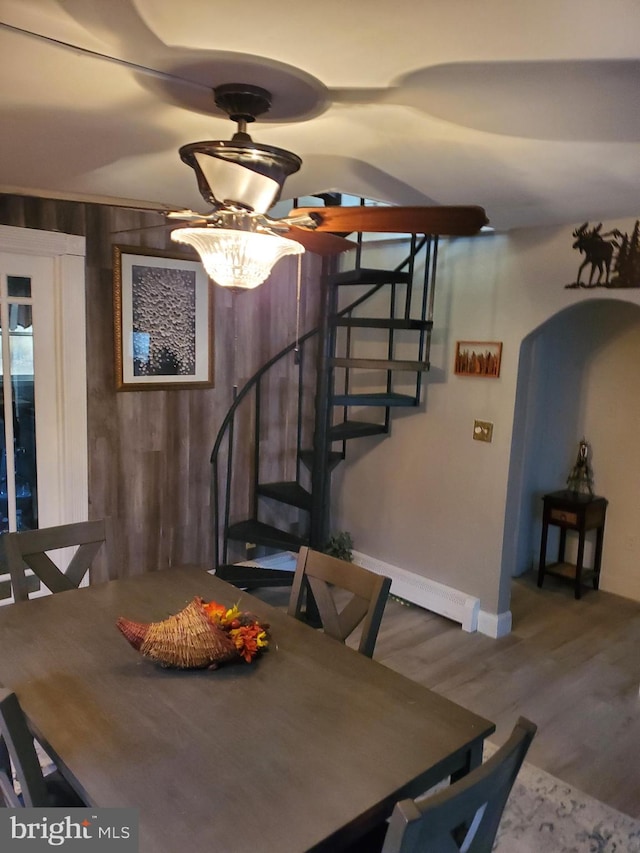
113, 245, 214, 390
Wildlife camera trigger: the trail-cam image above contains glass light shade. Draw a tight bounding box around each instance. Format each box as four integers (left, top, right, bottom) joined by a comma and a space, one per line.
179, 139, 302, 213
171, 227, 304, 290
193, 153, 280, 215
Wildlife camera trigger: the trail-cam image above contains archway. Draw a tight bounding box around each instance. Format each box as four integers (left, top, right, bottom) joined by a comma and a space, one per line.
501, 298, 640, 608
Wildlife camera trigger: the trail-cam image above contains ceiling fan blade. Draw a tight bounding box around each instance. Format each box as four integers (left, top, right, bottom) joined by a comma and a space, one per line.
111, 222, 174, 236
288, 205, 488, 236
0, 22, 213, 93
284, 227, 356, 256
166, 209, 217, 222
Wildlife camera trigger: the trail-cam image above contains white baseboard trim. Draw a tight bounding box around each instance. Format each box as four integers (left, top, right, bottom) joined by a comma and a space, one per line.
352, 550, 480, 633
477, 609, 512, 638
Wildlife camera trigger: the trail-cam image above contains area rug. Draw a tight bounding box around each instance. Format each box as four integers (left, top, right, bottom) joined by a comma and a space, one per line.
485, 743, 640, 852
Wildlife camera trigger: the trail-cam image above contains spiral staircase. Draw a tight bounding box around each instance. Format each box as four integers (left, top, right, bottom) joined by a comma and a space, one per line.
211, 215, 443, 589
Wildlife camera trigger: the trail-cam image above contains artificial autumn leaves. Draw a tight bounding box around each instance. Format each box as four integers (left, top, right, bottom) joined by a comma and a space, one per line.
116, 597, 270, 669
202, 600, 270, 663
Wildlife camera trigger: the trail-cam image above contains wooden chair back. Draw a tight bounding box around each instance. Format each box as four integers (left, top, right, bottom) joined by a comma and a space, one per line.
381, 717, 537, 853
0, 687, 55, 807
3, 517, 114, 602
288, 546, 391, 657
0, 687, 85, 807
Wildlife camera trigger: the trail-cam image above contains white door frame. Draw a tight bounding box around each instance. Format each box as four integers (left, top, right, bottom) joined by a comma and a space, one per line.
0, 224, 88, 528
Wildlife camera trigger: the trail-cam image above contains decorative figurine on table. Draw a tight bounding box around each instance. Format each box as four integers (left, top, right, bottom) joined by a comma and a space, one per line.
566, 438, 594, 495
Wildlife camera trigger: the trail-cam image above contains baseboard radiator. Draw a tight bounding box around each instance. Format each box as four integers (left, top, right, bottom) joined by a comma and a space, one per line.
235, 549, 480, 633
352, 550, 480, 633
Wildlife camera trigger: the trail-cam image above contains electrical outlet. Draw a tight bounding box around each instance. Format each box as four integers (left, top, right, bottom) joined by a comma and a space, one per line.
473, 420, 494, 442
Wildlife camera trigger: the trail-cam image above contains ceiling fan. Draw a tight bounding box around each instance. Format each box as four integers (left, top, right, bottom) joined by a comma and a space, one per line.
167, 82, 489, 280
1, 20, 489, 283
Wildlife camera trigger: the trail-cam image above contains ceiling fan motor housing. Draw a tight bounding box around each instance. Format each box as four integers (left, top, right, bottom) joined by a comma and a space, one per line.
213, 83, 272, 124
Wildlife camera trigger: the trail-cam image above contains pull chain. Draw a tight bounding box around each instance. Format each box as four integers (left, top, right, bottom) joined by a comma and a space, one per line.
232, 288, 239, 393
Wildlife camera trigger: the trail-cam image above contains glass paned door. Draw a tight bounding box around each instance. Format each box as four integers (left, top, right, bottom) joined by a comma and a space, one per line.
0, 228, 87, 604
0, 275, 38, 532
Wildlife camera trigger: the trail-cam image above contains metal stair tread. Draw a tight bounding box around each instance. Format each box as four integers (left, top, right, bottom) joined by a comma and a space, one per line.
298, 449, 344, 470
333, 317, 433, 330
226, 519, 306, 550
331, 357, 430, 371
214, 564, 295, 590
257, 481, 312, 511
332, 392, 418, 407
329, 268, 411, 286
329, 420, 388, 441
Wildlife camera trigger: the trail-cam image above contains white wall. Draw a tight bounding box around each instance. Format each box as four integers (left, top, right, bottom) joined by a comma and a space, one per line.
581, 310, 640, 599
332, 219, 640, 617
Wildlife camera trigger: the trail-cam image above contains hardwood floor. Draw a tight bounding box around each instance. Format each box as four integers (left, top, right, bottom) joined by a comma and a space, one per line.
253, 572, 640, 818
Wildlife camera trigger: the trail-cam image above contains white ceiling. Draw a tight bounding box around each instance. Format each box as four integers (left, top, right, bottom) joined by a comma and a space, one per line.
1, 0, 639, 231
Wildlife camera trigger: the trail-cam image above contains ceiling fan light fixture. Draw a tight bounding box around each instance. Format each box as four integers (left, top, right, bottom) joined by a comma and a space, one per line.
180, 140, 302, 213
171, 226, 304, 290
179, 83, 301, 213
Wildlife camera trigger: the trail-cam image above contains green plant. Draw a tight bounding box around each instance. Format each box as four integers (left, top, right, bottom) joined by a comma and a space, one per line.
323, 531, 354, 562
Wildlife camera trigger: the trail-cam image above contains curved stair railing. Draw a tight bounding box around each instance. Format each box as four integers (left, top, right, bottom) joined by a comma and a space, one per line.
211, 232, 437, 584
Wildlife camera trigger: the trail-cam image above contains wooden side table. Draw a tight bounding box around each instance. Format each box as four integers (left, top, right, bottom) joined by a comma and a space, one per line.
537, 489, 608, 599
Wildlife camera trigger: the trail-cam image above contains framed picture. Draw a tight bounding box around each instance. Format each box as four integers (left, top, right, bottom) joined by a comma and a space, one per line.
113, 245, 214, 390
454, 341, 502, 378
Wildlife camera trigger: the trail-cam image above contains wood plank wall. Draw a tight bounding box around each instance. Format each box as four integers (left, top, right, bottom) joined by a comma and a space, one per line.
0, 194, 323, 581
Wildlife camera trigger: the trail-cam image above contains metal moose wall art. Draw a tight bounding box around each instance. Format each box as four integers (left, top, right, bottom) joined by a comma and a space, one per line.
568, 220, 640, 289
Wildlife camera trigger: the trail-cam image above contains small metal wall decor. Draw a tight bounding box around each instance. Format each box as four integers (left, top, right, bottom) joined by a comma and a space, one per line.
567, 220, 640, 289
566, 438, 594, 495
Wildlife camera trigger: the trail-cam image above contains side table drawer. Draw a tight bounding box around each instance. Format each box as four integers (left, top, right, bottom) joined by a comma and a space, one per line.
549, 508, 578, 525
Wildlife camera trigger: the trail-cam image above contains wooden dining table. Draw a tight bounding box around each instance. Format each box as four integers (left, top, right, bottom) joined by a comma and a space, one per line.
0, 567, 494, 852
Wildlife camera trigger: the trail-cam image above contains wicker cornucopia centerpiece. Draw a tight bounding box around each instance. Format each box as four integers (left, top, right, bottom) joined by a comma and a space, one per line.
116, 597, 270, 669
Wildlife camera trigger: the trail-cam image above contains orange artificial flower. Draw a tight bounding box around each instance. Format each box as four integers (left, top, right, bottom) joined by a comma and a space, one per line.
201, 599, 270, 663
229, 624, 269, 662
202, 600, 226, 620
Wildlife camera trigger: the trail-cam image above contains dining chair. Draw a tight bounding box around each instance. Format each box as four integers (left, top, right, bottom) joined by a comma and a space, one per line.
0, 687, 85, 807
3, 517, 115, 602
287, 546, 391, 658
379, 716, 537, 853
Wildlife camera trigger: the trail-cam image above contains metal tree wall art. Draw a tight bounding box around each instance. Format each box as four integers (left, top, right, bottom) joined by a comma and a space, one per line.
566, 438, 594, 495
567, 221, 640, 289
